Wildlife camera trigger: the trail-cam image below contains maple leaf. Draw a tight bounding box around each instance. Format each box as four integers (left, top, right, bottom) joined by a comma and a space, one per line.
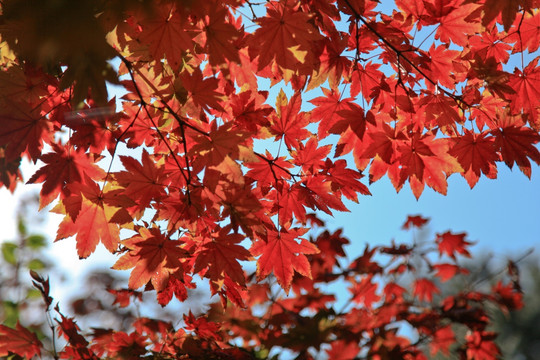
349, 275, 380, 308
413, 278, 440, 302
309, 88, 353, 139
251, 228, 319, 293
433, 263, 469, 282
436, 231, 472, 259
465, 331, 500, 360
430, 326, 455, 356
189, 122, 249, 166
307, 30, 351, 90
180, 68, 225, 115
195, 5, 242, 67
481, 0, 524, 31
228, 90, 273, 134
425, 44, 460, 89
449, 130, 498, 188
269, 90, 310, 149
291, 138, 332, 173
323, 158, 371, 202
114, 149, 166, 215
0, 322, 42, 359
350, 62, 384, 101
514, 10, 540, 53
193, 229, 251, 286
426, 0, 481, 46
56, 179, 121, 258
326, 340, 361, 360
402, 215, 429, 229
137, 2, 195, 69
0, 99, 52, 161
491, 124, 540, 178
245, 151, 293, 189
248, 0, 323, 79
394, 133, 462, 199
113, 227, 188, 291
508, 58, 540, 125
276, 182, 311, 225
184, 312, 222, 341
0, 147, 22, 192
27, 143, 105, 208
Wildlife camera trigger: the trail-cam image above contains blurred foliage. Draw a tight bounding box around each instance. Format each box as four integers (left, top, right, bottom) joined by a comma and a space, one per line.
0, 193, 53, 346
425, 250, 540, 360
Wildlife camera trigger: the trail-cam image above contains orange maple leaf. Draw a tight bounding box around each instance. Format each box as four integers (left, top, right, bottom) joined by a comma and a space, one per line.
56, 180, 121, 258
251, 228, 319, 293
113, 227, 188, 291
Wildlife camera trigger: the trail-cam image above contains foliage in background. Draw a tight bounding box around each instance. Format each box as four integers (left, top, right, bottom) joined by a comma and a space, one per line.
0, 0, 539, 358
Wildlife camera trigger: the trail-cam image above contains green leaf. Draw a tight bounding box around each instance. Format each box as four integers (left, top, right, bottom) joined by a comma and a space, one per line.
27, 258, 46, 271
26, 235, 47, 250
17, 218, 27, 236
26, 288, 42, 299
1, 301, 19, 327
1, 242, 18, 264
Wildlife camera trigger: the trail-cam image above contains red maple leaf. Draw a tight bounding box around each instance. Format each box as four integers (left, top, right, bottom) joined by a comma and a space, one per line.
413, 278, 440, 302
269, 90, 310, 149
349, 275, 380, 308
425, 44, 460, 88
433, 263, 469, 282
309, 88, 353, 139
425, 0, 481, 46
402, 215, 429, 229
189, 121, 249, 166
114, 149, 166, 215
508, 58, 540, 126
195, 5, 242, 67
248, 0, 323, 78
449, 129, 498, 188
27, 143, 105, 208
491, 123, 540, 178
430, 326, 455, 356
180, 68, 225, 115
251, 228, 319, 292
137, 2, 195, 69
0, 99, 52, 161
0, 322, 42, 359
393, 132, 462, 199
436, 231, 472, 259
465, 331, 500, 360
193, 229, 252, 286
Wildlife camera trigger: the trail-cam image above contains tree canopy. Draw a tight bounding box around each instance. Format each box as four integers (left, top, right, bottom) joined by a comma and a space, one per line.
0, 0, 538, 359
